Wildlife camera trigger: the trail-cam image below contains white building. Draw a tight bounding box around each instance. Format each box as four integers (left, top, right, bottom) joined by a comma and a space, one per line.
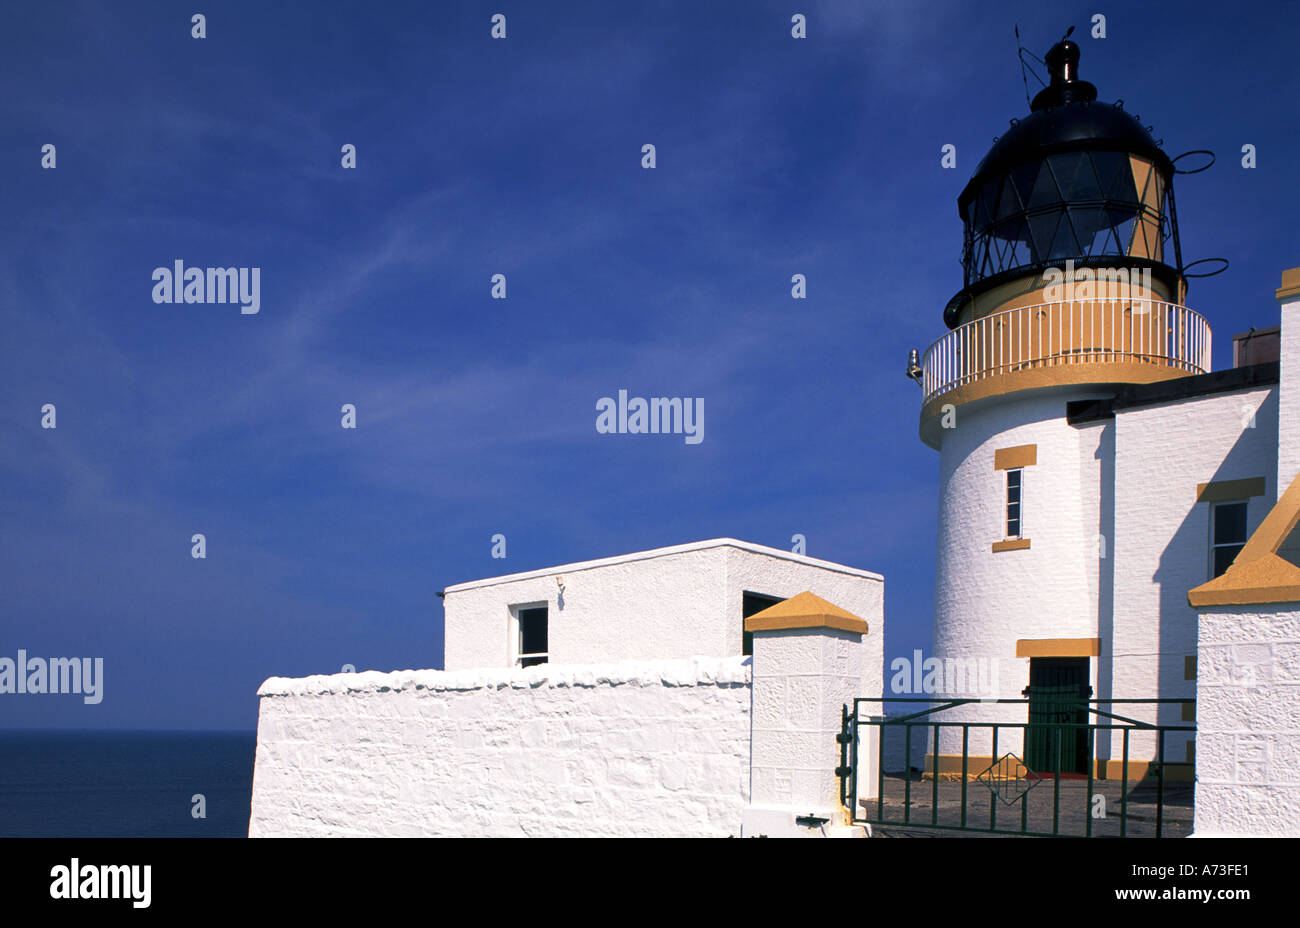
915, 36, 1297, 786
249, 541, 886, 837
441, 537, 884, 699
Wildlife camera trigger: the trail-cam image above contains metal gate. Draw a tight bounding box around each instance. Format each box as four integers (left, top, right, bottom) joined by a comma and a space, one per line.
836, 697, 1194, 837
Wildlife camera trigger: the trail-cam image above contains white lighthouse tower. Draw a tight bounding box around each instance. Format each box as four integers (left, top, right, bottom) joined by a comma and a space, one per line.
917, 35, 1226, 779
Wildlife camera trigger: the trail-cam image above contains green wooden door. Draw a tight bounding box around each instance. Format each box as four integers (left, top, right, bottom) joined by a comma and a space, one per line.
1023, 658, 1091, 775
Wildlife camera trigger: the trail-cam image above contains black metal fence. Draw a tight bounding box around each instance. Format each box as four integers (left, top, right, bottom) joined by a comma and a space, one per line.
837, 697, 1195, 837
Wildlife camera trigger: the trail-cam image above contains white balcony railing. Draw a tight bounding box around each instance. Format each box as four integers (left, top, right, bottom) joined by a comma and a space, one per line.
921, 298, 1212, 405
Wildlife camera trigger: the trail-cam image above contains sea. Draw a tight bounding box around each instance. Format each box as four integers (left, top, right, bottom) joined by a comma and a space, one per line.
0, 731, 256, 838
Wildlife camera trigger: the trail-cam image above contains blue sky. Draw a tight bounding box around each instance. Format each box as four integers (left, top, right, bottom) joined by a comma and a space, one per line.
2, 0, 1298, 729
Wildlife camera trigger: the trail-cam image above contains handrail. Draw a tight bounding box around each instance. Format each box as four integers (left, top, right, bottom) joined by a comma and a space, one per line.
921, 299, 1212, 404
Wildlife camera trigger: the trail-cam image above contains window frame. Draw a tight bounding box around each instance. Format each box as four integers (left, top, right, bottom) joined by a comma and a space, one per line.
1005, 467, 1024, 539
1208, 499, 1249, 580
509, 602, 549, 668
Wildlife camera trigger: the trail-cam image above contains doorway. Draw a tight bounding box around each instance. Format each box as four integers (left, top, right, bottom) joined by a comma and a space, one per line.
1022, 657, 1092, 775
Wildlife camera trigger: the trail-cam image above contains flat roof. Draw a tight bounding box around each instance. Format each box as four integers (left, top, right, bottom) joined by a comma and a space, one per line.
1067, 361, 1279, 424
442, 537, 884, 595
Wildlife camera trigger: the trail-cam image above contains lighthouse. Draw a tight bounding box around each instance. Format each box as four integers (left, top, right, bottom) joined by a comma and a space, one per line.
912, 33, 1283, 781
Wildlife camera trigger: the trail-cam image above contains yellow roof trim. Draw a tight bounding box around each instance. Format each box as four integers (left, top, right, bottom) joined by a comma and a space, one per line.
1189, 470, 1300, 607
1276, 266, 1300, 302
744, 591, 869, 635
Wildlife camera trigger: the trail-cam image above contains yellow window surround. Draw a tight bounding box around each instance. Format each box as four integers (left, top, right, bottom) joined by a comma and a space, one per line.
994, 444, 1037, 470
1195, 476, 1266, 503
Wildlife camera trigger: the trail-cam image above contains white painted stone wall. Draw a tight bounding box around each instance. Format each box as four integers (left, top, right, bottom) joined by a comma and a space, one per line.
249, 657, 751, 837
931, 387, 1110, 755
444, 544, 729, 670
1277, 290, 1300, 496
1194, 605, 1300, 836
745, 627, 863, 834
442, 539, 884, 699
1111, 385, 1276, 760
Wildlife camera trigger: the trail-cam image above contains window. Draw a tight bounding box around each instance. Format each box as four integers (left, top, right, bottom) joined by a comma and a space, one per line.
741, 592, 785, 657
1005, 468, 1023, 538
1210, 501, 1248, 579
512, 604, 548, 667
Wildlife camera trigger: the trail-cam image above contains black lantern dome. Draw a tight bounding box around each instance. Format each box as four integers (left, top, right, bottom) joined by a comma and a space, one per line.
945, 39, 1184, 327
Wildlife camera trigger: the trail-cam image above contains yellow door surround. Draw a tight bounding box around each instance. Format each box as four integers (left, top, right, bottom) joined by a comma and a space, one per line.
1015, 638, 1101, 658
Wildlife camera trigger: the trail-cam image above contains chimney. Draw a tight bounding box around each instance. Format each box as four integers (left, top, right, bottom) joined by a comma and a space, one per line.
1232, 326, 1281, 367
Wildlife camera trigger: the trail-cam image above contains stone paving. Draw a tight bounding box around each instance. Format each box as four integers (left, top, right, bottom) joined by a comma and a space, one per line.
861, 772, 1194, 838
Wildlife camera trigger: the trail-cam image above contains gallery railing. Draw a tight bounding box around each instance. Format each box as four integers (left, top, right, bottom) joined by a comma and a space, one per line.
921, 299, 1212, 404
